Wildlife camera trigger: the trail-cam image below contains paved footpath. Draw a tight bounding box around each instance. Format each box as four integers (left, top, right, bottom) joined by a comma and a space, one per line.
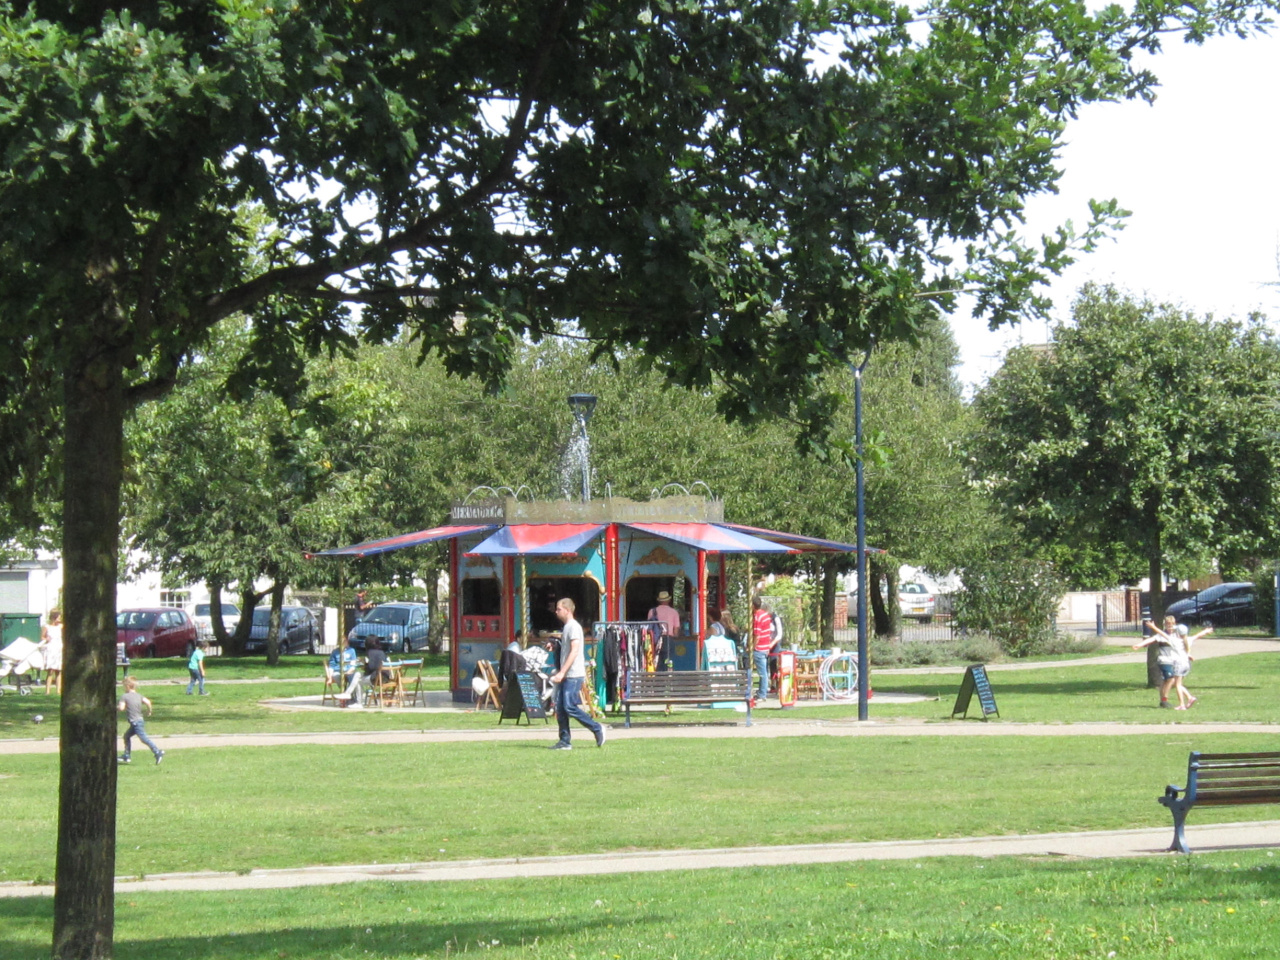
3, 821, 1279, 899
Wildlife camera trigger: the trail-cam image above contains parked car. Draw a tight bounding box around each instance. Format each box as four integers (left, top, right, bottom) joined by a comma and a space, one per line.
244, 606, 320, 655
1166, 582, 1255, 628
347, 602, 431, 654
190, 602, 241, 639
116, 608, 199, 659
897, 583, 936, 622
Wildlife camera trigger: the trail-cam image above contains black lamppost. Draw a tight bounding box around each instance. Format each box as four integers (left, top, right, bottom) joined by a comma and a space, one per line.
854, 350, 871, 721
567, 393, 597, 503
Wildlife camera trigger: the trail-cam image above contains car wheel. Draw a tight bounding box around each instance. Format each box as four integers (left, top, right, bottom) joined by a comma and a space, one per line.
1201, 618, 1215, 631
185, 641, 195, 658
147, 645, 156, 659
307, 636, 316, 656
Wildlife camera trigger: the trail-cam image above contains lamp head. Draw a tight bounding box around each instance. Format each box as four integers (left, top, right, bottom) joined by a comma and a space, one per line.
567, 393, 598, 424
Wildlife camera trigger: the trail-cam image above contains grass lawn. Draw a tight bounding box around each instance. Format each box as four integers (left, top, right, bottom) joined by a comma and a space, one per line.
4, 852, 1279, 958
4, 649, 1280, 957
4, 732, 1280, 882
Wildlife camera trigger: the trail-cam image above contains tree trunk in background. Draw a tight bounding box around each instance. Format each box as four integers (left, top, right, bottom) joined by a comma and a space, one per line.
266, 581, 285, 666
53, 347, 124, 960
821, 559, 838, 646
884, 563, 902, 638
1146, 520, 1164, 689
869, 556, 892, 637
209, 578, 226, 647
425, 565, 446, 653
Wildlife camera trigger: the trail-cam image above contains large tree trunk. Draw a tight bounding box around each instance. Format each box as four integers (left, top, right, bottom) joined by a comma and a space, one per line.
53, 349, 124, 959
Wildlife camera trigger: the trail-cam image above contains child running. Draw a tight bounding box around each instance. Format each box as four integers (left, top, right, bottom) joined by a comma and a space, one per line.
117, 676, 164, 765
186, 639, 209, 695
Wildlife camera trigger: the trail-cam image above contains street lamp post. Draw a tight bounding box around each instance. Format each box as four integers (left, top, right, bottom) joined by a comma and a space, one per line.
567, 393, 597, 503
854, 351, 871, 721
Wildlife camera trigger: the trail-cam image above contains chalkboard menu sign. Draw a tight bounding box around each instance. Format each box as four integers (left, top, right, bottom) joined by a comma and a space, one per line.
500, 671, 548, 724
951, 664, 999, 720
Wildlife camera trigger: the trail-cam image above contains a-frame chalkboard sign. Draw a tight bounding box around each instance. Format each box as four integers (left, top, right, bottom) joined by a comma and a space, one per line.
951, 664, 999, 720
500, 671, 549, 725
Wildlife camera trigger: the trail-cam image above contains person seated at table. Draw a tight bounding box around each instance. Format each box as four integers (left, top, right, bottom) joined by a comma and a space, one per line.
328, 644, 358, 687
497, 639, 527, 698
340, 637, 391, 708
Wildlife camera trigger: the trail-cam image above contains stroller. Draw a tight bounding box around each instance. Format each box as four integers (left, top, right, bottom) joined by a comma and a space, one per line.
0, 637, 43, 696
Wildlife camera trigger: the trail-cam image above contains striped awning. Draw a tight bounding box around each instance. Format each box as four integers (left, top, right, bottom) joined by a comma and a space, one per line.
622, 522, 792, 554
306, 524, 497, 559
465, 523, 606, 556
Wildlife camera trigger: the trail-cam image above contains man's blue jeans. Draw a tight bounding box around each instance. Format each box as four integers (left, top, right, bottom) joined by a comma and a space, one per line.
752, 651, 769, 698
556, 676, 602, 744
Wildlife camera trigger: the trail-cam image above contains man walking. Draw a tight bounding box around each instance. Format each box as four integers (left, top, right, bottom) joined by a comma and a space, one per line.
752, 597, 773, 701
549, 598, 605, 750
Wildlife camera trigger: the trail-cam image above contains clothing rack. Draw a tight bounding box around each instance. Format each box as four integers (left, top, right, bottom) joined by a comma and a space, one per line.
592, 620, 666, 707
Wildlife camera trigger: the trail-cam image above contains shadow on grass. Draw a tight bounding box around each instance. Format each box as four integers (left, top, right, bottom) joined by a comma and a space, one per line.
0, 899, 622, 960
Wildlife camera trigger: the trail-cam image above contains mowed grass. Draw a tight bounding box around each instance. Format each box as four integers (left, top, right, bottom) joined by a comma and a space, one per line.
4, 733, 1279, 882
4, 853, 1280, 959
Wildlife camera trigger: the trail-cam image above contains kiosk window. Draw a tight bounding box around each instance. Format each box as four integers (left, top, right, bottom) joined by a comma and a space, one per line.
462, 578, 501, 616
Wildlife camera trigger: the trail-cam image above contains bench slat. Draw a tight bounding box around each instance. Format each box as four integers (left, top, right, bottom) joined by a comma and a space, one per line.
1195, 752, 1280, 764
1197, 770, 1280, 784
1194, 789, 1280, 805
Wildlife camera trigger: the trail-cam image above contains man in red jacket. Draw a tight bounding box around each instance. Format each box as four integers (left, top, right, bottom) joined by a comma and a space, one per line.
752, 597, 773, 700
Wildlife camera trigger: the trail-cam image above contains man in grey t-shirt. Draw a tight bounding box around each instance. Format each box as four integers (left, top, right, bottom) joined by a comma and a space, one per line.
549, 598, 605, 750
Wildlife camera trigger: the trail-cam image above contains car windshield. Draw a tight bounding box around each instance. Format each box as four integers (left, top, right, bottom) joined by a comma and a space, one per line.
365, 607, 410, 626
1196, 583, 1241, 602
195, 604, 239, 617
116, 611, 156, 629
251, 609, 276, 625
901, 584, 927, 595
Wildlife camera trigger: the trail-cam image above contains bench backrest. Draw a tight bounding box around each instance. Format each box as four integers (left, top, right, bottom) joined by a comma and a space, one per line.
1189, 751, 1280, 805
626, 670, 749, 699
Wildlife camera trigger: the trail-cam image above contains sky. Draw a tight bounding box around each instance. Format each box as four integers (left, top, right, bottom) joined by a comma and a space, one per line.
951, 29, 1280, 393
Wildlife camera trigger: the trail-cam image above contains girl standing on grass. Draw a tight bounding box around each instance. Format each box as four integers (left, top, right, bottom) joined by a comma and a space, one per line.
39, 608, 62, 695
1170, 623, 1211, 709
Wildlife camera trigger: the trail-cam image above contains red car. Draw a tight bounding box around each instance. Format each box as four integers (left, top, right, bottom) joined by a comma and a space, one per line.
116, 608, 199, 659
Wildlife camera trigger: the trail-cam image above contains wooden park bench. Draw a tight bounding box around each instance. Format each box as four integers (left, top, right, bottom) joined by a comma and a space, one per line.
1158, 751, 1280, 853
621, 669, 752, 728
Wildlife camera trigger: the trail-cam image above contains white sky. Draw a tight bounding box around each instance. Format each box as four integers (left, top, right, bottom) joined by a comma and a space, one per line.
952, 29, 1280, 392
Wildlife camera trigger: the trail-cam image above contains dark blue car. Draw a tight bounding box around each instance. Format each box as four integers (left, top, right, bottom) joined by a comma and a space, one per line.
1166, 582, 1255, 628
347, 602, 431, 654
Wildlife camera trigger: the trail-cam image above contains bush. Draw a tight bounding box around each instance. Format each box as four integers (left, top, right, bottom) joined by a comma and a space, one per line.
953, 634, 1003, 663
1033, 632, 1105, 656
952, 556, 1066, 657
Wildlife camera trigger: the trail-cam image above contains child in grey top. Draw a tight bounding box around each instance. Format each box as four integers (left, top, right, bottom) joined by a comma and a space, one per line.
117, 676, 163, 764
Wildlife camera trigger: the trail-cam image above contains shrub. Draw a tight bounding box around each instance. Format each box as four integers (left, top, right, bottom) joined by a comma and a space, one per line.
953, 634, 1003, 663
952, 556, 1066, 657
1034, 632, 1105, 656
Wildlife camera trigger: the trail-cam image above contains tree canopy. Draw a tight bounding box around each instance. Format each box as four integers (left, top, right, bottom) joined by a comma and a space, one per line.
5, 2, 1280, 956
970, 283, 1280, 602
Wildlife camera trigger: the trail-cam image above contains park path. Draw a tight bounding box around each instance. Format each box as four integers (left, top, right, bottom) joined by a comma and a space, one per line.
3, 718, 1280, 755
3, 820, 1279, 898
